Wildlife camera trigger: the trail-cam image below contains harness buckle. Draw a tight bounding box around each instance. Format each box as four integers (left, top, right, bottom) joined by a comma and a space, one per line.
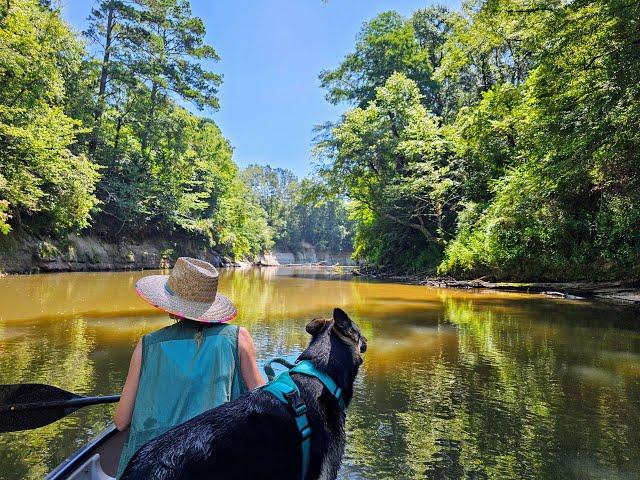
283, 390, 307, 416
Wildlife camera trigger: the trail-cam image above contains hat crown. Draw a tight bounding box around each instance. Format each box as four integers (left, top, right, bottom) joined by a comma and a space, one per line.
166, 257, 219, 303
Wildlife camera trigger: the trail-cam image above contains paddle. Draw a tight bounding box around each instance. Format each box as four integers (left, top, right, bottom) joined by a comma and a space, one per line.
0, 383, 120, 433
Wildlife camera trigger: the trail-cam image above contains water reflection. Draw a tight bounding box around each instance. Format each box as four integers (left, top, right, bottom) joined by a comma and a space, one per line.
1, 267, 639, 479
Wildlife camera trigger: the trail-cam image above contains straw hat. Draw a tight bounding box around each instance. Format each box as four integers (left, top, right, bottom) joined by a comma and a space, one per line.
135, 257, 237, 323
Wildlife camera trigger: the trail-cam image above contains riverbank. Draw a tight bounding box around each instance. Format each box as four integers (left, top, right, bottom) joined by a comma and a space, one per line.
0, 233, 355, 274
2, 234, 636, 305
352, 268, 640, 305
0, 233, 213, 274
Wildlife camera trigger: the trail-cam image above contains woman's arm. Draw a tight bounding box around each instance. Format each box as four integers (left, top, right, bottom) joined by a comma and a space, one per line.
114, 339, 142, 431
238, 327, 266, 390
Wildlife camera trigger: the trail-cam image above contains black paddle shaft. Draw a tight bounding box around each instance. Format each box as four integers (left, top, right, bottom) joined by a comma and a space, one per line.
0, 383, 120, 433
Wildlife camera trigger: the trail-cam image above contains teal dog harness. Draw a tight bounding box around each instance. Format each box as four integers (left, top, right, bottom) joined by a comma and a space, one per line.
263, 359, 346, 480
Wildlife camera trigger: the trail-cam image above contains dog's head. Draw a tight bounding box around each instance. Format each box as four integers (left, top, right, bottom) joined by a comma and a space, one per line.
306, 308, 367, 362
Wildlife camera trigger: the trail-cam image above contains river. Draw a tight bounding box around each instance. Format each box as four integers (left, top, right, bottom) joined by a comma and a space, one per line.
0, 267, 639, 479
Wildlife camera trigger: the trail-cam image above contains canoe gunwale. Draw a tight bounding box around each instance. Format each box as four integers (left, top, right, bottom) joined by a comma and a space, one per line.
46, 424, 119, 480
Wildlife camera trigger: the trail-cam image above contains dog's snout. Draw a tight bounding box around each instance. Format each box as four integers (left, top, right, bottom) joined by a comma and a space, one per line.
359, 337, 367, 353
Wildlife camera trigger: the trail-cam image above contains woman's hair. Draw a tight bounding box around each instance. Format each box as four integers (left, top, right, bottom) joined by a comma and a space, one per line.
195, 327, 204, 348
171, 314, 204, 348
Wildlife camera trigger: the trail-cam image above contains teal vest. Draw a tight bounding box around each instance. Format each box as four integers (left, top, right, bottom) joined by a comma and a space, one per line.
116, 321, 247, 478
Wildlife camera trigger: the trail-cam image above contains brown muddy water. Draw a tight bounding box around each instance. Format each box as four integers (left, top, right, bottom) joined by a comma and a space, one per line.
0, 267, 639, 479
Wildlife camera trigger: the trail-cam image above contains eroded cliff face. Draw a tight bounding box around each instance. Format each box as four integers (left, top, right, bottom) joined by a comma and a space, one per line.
0, 234, 218, 274
256, 248, 355, 266
0, 234, 355, 274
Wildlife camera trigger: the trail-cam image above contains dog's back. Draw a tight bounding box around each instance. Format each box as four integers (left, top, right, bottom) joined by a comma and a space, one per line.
123, 390, 304, 479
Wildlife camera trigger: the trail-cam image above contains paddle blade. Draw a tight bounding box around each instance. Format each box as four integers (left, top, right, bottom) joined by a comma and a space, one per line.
0, 383, 81, 433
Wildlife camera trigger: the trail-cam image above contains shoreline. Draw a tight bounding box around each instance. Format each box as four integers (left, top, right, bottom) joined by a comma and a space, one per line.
0, 232, 354, 275
2, 247, 638, 306
352, 269, 640, 305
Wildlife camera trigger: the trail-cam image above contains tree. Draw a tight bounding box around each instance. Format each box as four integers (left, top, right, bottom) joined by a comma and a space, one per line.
317, 73, 455, 270
441, 0, 640, 280
133, 0, 222, 152
319, 11, 437, 110
240, 165, 297, 244
0, 0, 100, 234
85, 0, 221, 154
241, 165, 353, 253
319, 0, 640, 280
0, 0, 271, 260
83, 0, 233, 243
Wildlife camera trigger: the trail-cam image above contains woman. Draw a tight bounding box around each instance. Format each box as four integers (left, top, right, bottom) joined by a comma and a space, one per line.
114, 257, 265, 477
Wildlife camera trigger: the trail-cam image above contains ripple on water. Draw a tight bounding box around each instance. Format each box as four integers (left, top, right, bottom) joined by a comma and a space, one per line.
566, 365, 623, 387
599, 350, 640, 377
567, 456, 640, 480
0, 326, 35, 341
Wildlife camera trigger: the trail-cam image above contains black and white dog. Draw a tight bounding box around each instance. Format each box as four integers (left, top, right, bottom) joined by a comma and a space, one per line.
121, 308, 367, 480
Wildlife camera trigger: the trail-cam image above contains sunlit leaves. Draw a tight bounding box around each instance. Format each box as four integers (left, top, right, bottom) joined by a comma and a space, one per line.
319, 0, 640, 279
442, 0, 640, 280
240, 166, 353, 253
319, 73, 456, 269
319, 11, 438, 110
0, 0, 100, 233
0, 0, 271, 259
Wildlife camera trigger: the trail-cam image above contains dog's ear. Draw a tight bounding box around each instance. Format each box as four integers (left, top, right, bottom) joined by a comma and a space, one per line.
306, 318, 331, 336
333, 308, 352, 331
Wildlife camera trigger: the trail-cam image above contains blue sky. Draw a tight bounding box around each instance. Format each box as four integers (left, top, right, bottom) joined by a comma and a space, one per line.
62, 0, 461, 178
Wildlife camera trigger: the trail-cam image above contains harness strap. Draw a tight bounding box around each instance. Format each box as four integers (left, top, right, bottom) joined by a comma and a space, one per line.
264, 357, 297, 382
290, 361, 346, 411
262, 359, 346, 480
263, 370, 311, 480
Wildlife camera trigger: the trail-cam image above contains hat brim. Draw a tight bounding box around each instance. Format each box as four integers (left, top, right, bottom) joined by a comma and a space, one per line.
135, 275, 237, 324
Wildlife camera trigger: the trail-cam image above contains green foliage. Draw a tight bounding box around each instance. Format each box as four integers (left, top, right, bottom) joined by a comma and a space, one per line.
240, 165, 296, 245
241, 166, 353, 253
350, 206, 442, 272
212, 176, 273, 258
0, 200, 11, 235
317, 72, 455, 270
320, 10, 440, 111
0, 0, 270, 259
319, 0, 640, 280
442, 0, 640, 280
286, 178, 353, 252
452, 83, 524, 202
0, 0, 100, 234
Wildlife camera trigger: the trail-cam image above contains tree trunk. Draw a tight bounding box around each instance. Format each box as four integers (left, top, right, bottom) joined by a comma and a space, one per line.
380, 210, 438, 243
141, 81, 158, 154
113, 114, 123, 151
88, 4, 115, 156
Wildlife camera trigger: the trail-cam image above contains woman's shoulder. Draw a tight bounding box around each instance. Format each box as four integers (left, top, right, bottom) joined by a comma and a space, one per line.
236, 326, 250, 343
236, 327, 255, 353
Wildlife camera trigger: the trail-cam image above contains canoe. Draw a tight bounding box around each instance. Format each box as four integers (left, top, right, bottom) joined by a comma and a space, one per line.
46, 425, 126, 480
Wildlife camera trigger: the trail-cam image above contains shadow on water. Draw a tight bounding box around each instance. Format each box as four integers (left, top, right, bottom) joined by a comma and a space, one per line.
1, 267, 640, 479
